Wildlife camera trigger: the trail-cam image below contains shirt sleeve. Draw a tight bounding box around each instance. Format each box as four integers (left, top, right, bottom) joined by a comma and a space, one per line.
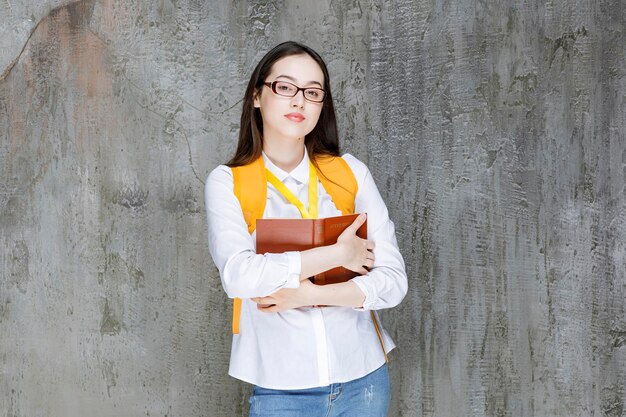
342, 154, 408, 310
205, 165, 302, 299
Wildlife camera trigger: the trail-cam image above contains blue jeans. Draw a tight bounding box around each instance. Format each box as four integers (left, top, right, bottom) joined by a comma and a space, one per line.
248, 364, 390, 417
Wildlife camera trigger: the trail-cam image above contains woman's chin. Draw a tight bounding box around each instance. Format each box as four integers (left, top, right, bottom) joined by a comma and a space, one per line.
273, 130, 311, 143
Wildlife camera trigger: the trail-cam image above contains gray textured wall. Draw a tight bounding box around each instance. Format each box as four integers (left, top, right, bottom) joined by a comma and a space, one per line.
1, 1, 625, 416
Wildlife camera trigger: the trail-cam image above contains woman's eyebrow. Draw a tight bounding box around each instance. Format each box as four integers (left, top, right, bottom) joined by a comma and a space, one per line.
275, 74, 323, 87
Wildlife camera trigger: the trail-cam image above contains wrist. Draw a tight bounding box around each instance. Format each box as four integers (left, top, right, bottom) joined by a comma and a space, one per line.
330, 242, 345, 269
307, 280, 323, 305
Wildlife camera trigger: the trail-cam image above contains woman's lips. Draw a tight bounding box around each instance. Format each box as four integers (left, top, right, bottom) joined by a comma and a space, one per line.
285, 113, 305, 122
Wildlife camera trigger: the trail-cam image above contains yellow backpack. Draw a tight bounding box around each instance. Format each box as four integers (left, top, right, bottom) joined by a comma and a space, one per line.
230, 154, 388, 360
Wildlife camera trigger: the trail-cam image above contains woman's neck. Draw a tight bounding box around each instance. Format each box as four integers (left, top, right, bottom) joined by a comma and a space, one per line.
263, 139, 306, 173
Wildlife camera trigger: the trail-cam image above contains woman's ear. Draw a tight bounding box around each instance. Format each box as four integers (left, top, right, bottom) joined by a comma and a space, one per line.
253, 89, 261, 108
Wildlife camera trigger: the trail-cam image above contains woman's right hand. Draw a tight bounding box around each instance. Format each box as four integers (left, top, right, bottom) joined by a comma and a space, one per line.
335, 213, 375, 275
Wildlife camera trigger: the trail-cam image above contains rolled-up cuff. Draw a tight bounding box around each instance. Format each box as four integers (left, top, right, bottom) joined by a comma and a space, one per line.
350, 277, 375, 310
283, 251, 302, 289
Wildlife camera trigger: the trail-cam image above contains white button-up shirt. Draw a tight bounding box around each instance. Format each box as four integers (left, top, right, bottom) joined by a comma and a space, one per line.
204, 149, 407, 389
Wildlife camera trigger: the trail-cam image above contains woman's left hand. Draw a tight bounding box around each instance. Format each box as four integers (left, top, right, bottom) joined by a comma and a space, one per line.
251, 279, 318, 312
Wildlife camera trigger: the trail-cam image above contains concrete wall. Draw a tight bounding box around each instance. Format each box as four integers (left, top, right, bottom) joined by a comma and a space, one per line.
1, 1, 624, 416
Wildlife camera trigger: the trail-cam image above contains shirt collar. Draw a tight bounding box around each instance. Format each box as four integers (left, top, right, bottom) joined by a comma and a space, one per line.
262, 148, 310, 184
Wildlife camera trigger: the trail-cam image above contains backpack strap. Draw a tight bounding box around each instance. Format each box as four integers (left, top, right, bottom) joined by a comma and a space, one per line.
315, 155, 358, 215
231, 157, 266, 334
232, 157, 267, 234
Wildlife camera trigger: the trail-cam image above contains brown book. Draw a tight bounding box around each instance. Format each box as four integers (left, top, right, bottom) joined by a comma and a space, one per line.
256, 213, 367, 285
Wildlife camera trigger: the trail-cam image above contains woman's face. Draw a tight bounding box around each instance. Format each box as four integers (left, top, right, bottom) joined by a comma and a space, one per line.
254, 54, 325, 144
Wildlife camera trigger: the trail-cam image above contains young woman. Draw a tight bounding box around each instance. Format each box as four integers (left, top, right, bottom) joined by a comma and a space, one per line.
205, 41, 407, 417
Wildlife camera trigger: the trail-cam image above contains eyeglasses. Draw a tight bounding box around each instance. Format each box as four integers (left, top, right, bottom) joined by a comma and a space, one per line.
263, 80, 326, 103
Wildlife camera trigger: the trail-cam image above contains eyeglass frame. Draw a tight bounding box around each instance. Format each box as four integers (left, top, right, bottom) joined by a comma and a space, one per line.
262, 80, 326, 103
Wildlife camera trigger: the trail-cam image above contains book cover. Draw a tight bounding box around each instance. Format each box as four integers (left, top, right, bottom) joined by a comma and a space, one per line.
256, 213, 368, 285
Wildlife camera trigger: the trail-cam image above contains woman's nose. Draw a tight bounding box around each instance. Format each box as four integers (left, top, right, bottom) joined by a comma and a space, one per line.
290, 90, 305, 107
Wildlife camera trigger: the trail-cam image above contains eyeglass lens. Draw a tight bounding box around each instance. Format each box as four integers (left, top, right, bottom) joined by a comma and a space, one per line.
271, 81, 325, 102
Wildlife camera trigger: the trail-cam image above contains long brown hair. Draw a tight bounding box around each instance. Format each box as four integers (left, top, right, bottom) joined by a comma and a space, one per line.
226, 41, 340, 167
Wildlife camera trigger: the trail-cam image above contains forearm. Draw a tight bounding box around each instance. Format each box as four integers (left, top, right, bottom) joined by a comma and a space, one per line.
299, 244, 342, 280
251, 278, 366, 312
310, 280, 366, 308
